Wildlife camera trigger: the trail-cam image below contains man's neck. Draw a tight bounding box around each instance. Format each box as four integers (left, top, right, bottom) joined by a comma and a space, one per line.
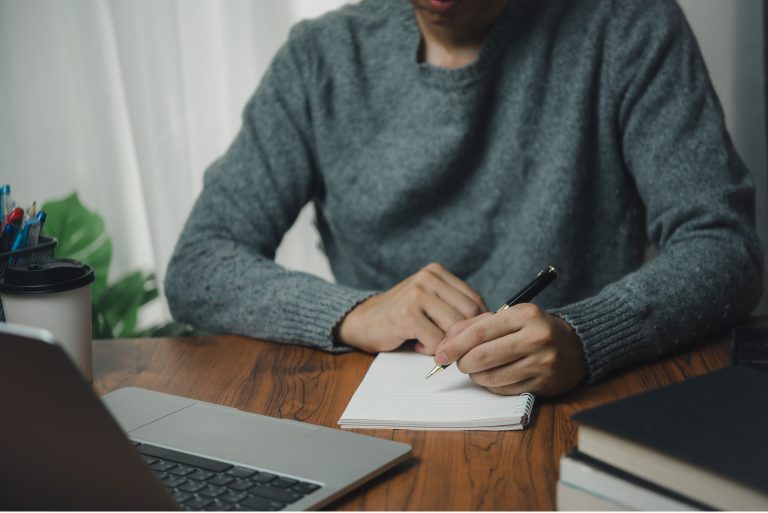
415, 1, 510, 69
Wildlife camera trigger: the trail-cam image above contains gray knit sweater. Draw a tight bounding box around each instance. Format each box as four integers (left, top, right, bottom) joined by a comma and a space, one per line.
165, 0, 763, 382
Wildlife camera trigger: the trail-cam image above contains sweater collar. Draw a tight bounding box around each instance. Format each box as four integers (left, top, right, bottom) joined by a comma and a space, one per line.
391, 0, 525, 88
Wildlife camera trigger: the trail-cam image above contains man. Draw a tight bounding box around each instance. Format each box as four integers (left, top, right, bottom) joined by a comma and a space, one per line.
165, 0, 763, 397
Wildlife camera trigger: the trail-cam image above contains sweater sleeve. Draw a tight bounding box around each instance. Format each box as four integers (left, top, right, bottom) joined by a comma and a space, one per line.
550, 0, 763, 381
164, 23, 374, 351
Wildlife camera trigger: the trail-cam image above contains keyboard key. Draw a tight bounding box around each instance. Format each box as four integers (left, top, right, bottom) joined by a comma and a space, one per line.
249, 485, 303, 503
169, 464, 196, 477
141, 455, 158, 465
219, 491, 249, 504
179, 481, 207, 493
240, 495, 286, 511
183, 496, 212, 509
152, 460, 177, 472
210, 500, 236, 511
250, 472, 277, 484
227, 480, 254, 492
292, 482, 321, 495
188, 469, 215, 481
199, 485, 226, 498
173, 490, 193, 503
162, 475, 188, 488
269, 478, 297, 489
205, 503, 232, 512
154, 471, 170, 481
137, 443, 233, 473
207, 474, 235, 486
226, 467, 256, 479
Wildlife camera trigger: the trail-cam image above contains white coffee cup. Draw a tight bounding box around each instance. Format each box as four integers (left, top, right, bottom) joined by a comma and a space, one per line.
0, 259, 95, 382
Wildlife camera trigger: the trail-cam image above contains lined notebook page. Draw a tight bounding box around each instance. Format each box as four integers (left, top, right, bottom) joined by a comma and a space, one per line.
339, 351, 534, 431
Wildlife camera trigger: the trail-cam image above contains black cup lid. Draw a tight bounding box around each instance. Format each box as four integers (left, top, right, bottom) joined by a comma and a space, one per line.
0, 259, 95, 295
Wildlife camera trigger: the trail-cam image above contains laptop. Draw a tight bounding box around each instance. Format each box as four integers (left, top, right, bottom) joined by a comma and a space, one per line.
0, 323, 411, 510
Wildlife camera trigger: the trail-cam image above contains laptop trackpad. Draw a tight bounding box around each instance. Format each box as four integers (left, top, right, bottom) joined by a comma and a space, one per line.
129, 403, 317, 464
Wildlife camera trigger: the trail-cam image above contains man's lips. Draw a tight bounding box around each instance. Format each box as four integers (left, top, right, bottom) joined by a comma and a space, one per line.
425, 0, 460, 12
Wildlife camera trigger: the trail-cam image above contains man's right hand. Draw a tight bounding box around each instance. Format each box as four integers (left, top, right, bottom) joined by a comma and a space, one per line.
335, 262, 488, 354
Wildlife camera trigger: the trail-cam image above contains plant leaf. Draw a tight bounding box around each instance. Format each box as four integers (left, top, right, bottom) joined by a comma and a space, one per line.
91, 303, 114, 340
41, 193, 112, 302
96, 271, 156, 338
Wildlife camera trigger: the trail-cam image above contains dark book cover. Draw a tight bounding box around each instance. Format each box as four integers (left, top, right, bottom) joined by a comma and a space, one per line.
572, 365, 768, 495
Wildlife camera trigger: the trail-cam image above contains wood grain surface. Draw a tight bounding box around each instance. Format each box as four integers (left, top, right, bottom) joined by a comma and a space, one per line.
93, 320, 761, 510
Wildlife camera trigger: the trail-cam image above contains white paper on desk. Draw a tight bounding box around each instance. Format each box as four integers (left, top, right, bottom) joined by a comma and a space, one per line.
338, 351, 535, 431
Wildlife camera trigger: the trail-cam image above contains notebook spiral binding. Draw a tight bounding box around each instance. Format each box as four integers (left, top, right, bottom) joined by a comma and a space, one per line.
517, 393, 535, 427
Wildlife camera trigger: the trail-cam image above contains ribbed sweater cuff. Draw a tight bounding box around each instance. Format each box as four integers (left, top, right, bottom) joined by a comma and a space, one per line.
550, 290, 646, 383
279, 284, 377, 353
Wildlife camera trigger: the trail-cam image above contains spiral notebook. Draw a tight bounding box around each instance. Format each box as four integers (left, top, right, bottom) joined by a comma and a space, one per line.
338, 351, 535, 431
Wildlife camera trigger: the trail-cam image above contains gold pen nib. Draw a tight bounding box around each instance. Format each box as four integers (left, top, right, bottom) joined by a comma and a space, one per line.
426, 365, 445, 379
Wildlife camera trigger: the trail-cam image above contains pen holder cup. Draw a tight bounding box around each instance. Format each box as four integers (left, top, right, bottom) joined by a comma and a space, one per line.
0, 236, 57, 321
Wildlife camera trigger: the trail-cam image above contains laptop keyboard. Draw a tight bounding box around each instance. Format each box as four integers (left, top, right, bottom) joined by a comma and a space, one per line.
134, 442, 322, 511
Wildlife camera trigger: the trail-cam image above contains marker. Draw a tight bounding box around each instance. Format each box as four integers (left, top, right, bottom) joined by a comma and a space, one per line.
2, 207, 23, 231
426, 265, 560, 379
0, 184, 9, 217
26, 218, 41, 247
35, 210, 47, 232
10, 221, 30, 252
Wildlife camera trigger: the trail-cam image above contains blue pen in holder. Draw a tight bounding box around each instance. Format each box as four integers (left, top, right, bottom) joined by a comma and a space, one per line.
0, 236, 57, 321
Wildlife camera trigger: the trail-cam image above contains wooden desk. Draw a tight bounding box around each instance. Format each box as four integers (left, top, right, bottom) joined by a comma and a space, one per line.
94, 325, 742, 510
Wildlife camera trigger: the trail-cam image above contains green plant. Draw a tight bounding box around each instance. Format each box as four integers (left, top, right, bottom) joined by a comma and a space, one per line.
41, 193, 199, 339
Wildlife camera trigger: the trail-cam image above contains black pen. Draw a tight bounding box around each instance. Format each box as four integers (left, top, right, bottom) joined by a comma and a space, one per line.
425, 265, 559, 379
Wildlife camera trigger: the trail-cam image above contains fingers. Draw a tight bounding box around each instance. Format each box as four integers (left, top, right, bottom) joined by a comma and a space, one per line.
420, 263, 488, 315
419, 292, 470, 333
406, 263, 489, 353
404, 282, 482, 353
414, 341, 431, 355
455, 331, 528, 374
405, 308, 447, 350
335, 262, 490, 355
456, 309, 589, 397
435, 303, 544, 366
427, 313, 491, 358
443, 313, 492, 341
466, 354, 536, 389
435, 306, 526, 365
485, 377, 536, 396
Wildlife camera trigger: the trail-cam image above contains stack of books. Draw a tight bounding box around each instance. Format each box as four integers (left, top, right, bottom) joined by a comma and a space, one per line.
557, 365, 768, 510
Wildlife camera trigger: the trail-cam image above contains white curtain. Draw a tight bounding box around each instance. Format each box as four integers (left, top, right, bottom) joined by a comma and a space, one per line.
0, 0, 344, 325
1, 0, 765, 328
